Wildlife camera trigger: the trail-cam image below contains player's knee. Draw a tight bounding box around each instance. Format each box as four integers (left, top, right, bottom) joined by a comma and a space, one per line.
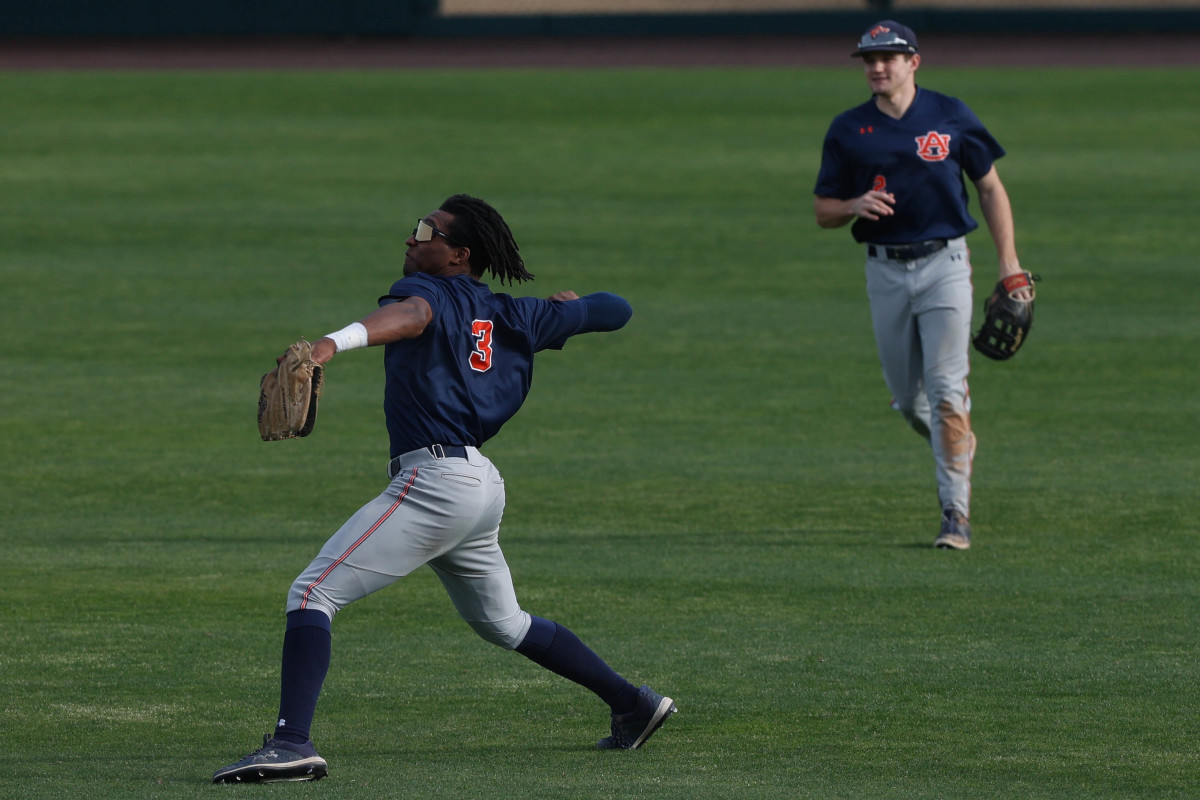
286, 579, 342, 620
465, 611, 531, 650
891, 399, 932, 440
929, 390, 969, 423
904, 412, 932, 440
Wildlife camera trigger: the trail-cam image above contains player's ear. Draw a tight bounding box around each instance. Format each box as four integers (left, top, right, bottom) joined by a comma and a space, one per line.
910, 53, 921, 70
451, 246, 471, 267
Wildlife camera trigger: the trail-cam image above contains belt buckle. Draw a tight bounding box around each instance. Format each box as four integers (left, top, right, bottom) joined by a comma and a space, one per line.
430, 444, 446, 460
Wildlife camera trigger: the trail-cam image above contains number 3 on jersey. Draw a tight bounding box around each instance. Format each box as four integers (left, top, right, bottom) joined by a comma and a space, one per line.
470, 320, 494, 372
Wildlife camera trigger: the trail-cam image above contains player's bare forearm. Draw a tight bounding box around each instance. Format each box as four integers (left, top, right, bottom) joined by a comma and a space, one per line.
814, 192, 895, 228
312, 297, 433, 365
974, 167, 1022, 277
814, 195, 854, 227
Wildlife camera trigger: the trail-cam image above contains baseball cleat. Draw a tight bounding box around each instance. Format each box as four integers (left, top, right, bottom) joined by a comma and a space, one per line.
597, 685, 677, 750
212, 734, 328, 784
935, 508, 972, 550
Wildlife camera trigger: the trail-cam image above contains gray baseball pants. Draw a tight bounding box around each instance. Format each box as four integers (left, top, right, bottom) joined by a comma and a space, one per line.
287, 446, 533, 649
864, 236, 975, 517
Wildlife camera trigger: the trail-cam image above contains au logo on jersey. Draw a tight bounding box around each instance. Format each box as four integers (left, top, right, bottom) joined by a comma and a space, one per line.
915, 131, 952, 162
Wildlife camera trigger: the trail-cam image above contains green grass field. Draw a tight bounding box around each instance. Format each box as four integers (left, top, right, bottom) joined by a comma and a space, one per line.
2, 64, 1197, 799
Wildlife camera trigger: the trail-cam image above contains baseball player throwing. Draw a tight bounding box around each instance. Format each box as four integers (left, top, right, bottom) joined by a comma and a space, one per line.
813, 21, 1027, 550
214, 195, 676, 783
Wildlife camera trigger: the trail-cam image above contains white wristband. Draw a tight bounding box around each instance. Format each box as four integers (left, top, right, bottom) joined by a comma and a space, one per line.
324, 322, 369, 352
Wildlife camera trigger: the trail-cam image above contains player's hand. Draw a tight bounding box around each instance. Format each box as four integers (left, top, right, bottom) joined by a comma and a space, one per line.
852, 190, 895, 221
998, 265, 1034, 301
310, 338, 337, 365
547, 290, 579, 302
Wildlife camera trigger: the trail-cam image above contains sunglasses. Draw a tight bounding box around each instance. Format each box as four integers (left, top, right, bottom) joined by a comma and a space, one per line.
413, 219, 458, 244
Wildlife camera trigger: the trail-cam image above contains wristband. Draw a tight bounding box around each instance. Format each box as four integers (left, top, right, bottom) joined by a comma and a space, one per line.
324, 322, 369, 352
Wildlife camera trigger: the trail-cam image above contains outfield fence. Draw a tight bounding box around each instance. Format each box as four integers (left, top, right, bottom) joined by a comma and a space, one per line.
444, 0, 1198, 11
0, 0, 1196, 37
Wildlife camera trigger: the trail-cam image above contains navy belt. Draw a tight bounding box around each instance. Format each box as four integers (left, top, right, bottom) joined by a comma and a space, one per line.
868, 239, 948, 261
387, 445, 469, 479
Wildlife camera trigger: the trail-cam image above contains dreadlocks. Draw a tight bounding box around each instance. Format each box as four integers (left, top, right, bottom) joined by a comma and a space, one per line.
439, 194, 535, 286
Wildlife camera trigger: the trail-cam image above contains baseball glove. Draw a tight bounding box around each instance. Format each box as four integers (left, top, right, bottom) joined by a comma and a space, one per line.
257, 339, 324, 441
972, 271, 1040, 361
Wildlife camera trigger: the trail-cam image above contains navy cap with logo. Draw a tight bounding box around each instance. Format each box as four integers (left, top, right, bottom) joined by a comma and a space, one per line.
851, 20, 919, 57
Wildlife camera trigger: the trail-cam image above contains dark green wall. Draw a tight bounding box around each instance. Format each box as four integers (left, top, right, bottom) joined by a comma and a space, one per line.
0, 2, 1196, 37
0, 0, 428, 36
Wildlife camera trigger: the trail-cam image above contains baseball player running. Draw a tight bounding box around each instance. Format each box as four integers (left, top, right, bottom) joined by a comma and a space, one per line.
813, 21, 1027, 550
214, 195, 676, 784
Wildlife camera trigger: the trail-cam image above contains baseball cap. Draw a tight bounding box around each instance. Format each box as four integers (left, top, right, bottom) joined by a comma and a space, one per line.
851, 20, 919, 57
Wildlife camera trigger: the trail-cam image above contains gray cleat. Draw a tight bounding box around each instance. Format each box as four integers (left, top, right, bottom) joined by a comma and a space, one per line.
597, 685, 677, 750
212, 735, 328, 784
935, 508, 972, 550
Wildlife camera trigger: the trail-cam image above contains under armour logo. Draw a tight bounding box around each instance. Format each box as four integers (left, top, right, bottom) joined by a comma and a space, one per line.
915, 131, 952, 162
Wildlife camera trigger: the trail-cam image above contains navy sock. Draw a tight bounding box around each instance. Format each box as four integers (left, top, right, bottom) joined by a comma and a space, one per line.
516, 616, 638, 713
273, 609, 332, 745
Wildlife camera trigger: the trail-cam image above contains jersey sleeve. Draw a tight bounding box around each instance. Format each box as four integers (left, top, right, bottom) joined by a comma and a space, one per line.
521, 292, 631, 352
378, 274, 443, 311
577, 292, 633, 333
814, 119, 852, 198
956, 100, 1007, 182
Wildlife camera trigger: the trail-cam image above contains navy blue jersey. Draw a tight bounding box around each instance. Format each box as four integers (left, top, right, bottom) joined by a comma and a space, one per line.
814, 87, 1005, 244
378, 273, 630, 458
